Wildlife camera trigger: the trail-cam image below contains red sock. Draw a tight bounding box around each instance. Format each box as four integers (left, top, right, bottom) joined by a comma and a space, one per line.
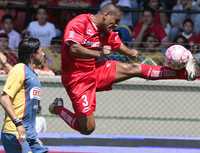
140, 64, 187, 80
55, 107, 80, 132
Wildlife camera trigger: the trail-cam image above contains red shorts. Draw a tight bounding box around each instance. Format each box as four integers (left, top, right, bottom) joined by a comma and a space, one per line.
62, 60, 117, 117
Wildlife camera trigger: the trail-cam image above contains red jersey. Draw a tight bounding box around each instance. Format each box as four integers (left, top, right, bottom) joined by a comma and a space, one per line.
62, 14, 122, 76
182, 33, 200, 44
133, 21, 166, 42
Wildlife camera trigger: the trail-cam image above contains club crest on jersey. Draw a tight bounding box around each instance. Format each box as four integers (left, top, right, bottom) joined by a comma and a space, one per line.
30, 87, 41, 100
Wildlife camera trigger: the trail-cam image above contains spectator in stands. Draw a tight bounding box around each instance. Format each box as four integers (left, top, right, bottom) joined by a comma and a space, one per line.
0, 52, 12, 74
143, 0, 166, 25
178, 18, 200, 54
190, 43, 200, 54
170, 0, 200, 34
0, 14, 21, 51
27, 6, 56, 48
173, 35, 189, 49
0, 32, 17, 74
142, 33, 160, 52
0, 1, 26, 31
143, 0, 172, 39
180, 18, 200, 45
116, 0, 135, 28
43, 37, 61, 75
35, 103, 47, 133
140, 33, 165, 65
132, 7, 168, 49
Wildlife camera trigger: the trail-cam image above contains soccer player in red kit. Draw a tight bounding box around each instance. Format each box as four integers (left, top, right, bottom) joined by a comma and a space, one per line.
49, 4, 196, 135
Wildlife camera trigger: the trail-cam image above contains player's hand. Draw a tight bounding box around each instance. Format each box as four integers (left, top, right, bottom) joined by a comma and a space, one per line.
17, 125, 26, 143
186, 58, 196, 81
130, 49, 139, 57
128, 49, 139, 60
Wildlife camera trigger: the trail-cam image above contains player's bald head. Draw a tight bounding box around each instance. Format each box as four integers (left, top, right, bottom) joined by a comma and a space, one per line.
99, 4, 122, 17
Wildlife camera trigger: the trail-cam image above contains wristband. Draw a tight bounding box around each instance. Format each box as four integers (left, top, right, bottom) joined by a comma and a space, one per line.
13, 118, 23, 127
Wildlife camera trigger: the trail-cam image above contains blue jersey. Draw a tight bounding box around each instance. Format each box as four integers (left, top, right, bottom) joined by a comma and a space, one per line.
2, 63, 41, 139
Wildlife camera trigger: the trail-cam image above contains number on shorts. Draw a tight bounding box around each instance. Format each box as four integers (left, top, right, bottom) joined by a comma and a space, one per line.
82, 95, 89, 107
82, 95, 89, 112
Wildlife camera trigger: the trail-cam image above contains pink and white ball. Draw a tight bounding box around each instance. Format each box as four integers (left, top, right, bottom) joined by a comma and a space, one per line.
165, 45, 193, 70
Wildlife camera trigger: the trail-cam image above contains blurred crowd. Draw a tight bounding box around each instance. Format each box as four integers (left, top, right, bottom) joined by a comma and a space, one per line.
0, 0, 200, 75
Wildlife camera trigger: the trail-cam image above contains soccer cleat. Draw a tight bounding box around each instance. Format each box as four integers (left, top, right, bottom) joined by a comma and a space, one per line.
49, 98, 64, 114
186, 57, 196, 81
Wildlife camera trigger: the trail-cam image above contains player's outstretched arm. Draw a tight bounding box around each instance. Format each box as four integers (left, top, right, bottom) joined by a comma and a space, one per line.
118, 43, 139, 59
69, 43, 114, 58
70, 43, 102, 58
0, 93, 26, 141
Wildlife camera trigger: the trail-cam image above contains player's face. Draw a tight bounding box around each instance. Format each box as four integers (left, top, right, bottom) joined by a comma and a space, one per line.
33, 48, 45, 64
103, 12, 121, 32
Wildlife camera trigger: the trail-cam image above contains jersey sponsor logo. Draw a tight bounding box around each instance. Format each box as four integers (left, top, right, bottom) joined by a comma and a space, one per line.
30, 87, 41, 100
85, 42, 100, 47
83, 39, 100, 48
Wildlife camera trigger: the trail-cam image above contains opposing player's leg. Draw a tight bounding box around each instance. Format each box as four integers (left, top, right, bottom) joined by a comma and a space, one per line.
1, 133, 34, 153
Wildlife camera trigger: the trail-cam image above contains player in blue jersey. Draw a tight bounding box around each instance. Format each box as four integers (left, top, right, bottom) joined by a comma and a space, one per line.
0, 38, 48, 153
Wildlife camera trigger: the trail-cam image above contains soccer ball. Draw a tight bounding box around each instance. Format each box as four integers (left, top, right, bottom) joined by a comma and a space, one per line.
165, 45, 192, 70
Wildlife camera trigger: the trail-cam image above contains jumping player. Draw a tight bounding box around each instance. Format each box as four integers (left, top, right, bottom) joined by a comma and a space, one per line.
49, 4, 196, 135
0, 38, 48, 153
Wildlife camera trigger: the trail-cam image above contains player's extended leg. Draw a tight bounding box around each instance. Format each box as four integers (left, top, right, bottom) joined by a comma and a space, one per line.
114, 62, 188, 82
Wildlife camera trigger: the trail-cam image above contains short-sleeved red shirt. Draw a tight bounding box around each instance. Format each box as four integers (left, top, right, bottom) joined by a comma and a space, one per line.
133, 21, 166, 42
184, 34, 200, 44
62, 14, 122, 76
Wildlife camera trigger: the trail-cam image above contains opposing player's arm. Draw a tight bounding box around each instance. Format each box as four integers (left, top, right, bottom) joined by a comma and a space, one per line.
118, 43, 139, 58
0, 93, 18, 122
69, 43, 103, 58
0, 64, 26, 141
0, 93, 26, 142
